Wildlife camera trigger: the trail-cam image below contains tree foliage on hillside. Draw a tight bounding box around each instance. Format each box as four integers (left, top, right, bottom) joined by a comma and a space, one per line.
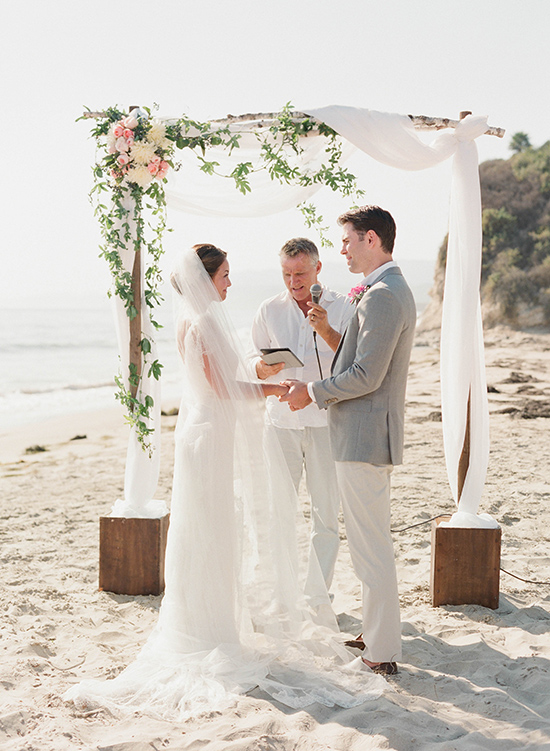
435, 136, 550, 326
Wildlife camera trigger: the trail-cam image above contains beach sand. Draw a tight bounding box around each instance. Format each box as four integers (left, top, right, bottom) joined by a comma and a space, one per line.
1, 327, 550, 750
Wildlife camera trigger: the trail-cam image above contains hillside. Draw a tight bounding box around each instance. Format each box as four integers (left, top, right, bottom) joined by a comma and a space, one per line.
421, 137, 550, 329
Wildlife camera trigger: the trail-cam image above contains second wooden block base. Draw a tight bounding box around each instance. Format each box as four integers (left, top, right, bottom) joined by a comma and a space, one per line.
430, 515, 501, 609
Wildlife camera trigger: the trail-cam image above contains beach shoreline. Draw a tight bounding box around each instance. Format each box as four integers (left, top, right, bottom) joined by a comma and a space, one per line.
1, 329, 550, 749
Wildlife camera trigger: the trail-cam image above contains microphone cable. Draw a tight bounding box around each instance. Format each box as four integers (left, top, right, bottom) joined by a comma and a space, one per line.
313, 331, 323, 379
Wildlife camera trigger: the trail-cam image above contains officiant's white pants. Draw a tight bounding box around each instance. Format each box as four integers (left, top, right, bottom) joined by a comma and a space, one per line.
335, 461, 402, 663
267, 425, 340, 590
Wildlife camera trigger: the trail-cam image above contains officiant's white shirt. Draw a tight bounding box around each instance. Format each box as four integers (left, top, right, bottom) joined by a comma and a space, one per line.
249, 286, 354, 429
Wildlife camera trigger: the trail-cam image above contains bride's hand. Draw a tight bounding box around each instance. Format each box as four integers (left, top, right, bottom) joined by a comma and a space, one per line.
260, 382, 289, 398
273, 383, 289, 399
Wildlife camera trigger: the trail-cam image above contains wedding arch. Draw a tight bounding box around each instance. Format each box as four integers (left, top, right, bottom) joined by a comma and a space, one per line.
83, 104, 504, 528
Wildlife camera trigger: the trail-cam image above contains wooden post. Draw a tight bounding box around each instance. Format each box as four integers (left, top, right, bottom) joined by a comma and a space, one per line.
456, 110, 473, 503
129, 245, 142, 400
457, 391, 471, 500
128, 105, 142, 401
430, 516, 501, 609
431, 113, 499, 609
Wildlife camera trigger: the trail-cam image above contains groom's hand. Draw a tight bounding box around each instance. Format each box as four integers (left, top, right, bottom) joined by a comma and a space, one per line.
279, 380, 312, 411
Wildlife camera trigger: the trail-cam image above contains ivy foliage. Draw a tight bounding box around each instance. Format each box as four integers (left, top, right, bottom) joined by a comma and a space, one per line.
84, 103, 363, 450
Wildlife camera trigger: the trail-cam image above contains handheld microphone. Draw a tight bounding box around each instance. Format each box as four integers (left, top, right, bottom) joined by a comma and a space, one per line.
309, 284, 323, 378
310, 283, 322, 305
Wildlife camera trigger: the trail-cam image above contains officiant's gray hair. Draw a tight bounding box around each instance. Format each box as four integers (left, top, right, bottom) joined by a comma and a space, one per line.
279, 237, 319, 264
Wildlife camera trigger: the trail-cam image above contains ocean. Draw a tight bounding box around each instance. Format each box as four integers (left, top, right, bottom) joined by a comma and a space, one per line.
0, 260, 434, 431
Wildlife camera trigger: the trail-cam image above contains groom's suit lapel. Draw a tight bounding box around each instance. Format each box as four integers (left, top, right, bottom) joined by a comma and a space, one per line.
330, 267, 403, 375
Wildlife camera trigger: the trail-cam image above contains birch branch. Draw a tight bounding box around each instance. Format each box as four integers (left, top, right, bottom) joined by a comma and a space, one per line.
81, 109, 505, 138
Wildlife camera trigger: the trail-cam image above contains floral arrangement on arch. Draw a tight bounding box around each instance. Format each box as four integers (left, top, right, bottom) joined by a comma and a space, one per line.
105, 111, 173, 187
83, 103, 365, 450
83, 105, 183, 450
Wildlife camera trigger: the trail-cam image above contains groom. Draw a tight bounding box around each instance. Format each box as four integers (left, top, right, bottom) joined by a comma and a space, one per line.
280, 206, 416, 675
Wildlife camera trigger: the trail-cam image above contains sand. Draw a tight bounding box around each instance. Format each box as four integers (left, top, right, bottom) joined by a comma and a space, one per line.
1, 327, 550, 750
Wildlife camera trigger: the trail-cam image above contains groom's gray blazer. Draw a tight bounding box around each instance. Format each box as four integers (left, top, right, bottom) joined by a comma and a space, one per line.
312, 266, 416, 466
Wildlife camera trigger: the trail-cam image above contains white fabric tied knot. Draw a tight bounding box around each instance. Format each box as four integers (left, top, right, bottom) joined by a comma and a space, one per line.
453, 114, 489, 143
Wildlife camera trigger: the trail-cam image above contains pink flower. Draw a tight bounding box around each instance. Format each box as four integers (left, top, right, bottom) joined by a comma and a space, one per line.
116, 136, 129, 153
117, 153, 130, 166
157, 160, 169, 179
148, 161, 159, 175
122, 115, 138, 129
113, 124, 124, 138
123, 128, 134, 140
348, 284, 369, 304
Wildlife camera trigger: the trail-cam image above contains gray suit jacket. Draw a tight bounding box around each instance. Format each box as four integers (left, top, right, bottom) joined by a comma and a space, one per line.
312, 266, 416, 465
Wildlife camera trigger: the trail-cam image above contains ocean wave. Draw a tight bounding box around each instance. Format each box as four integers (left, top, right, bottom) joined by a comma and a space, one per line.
13, 381, 116, 396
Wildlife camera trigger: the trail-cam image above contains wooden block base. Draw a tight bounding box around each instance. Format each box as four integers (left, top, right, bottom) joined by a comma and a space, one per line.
99, 514, 170, 596
430, 515, 501, 609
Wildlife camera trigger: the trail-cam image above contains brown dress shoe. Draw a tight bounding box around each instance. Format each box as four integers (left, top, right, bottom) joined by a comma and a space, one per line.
362, 657, 398, 675
344, 633, 365, 650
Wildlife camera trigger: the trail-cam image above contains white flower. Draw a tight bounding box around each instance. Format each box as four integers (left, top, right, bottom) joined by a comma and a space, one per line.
148, 120, 172, 150
148, 120, 165, 143
130, 139, 158, 165
125, 164, 154, 187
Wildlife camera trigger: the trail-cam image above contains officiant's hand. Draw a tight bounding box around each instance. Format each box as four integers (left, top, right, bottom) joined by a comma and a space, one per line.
279, 380, 312, 411
256, 358, 285, 380
307, 302, 342, 352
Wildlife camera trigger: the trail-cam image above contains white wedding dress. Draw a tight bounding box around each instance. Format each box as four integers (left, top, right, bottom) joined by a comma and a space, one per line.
65, 250, 386, 719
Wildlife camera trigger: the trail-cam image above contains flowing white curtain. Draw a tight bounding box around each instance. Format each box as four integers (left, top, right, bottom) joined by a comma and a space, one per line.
305, 107, 497, 527
108, 196, 167, 518
117, 105, 497, 528
165, 124, 355, 217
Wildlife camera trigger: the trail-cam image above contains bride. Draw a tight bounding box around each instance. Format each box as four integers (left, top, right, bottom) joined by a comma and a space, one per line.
65, 245, 386, 719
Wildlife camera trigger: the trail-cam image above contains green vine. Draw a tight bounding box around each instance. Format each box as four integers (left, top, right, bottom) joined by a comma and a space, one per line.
82, 102, 363, 451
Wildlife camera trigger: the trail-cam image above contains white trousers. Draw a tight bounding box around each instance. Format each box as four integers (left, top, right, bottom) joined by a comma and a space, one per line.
268, 425, 341, 590
335, 461, 402, 663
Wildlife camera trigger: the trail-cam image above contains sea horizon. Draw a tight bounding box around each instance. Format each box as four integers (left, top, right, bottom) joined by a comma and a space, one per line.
1, 258, 435, 431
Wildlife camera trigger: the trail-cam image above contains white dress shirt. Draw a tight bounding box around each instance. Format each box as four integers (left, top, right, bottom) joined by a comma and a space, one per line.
250, 286, 354, 428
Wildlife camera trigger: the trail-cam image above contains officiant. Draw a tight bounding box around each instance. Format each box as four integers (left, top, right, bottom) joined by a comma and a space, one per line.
248, 237, 354, 594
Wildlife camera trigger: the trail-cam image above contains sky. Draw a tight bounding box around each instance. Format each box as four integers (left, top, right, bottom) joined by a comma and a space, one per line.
2, 0, 549, 310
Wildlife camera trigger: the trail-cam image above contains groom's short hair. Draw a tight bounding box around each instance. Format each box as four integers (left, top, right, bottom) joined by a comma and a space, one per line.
338, 206, 396, 254
280, 237, 319, 264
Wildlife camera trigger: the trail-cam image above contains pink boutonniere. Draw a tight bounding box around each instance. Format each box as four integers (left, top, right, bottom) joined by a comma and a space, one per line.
348, 284, 370, 304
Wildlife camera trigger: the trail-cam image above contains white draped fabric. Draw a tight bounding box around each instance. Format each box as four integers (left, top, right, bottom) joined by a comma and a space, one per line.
108, 196, 167, 519
165, 123, 355, 217
305, 107, 498, 528
116, 105, 496, 528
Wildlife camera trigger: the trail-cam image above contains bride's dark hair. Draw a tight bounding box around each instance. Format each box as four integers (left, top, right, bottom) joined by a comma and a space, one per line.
192, 243, 227, 278
170, 244, 227, 295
